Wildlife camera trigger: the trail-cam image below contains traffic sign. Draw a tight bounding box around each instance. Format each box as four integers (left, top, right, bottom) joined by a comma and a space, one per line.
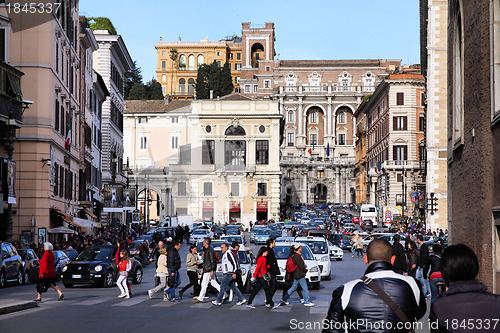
385, 217, 392, 223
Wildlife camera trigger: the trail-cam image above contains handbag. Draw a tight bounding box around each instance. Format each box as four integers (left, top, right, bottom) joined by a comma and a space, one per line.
262, 272, 271, 282
36, 280, 49, 293
167, 274, 175, 288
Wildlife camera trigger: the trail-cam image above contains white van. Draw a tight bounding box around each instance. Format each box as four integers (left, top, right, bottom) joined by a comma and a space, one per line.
360, 204, 378, 227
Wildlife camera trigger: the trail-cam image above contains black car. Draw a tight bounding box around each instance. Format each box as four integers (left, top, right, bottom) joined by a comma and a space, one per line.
53, 250, 71, 279
61, 245, 143, 288
17, 249, 40, 284
361, 219, 374, 231
0, 242, 24, 287
328, 234, 353, 251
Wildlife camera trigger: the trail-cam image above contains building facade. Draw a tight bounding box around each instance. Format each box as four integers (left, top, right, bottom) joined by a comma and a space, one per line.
420, 0, 449, 231
92, 29, 133, 225
357, 73, 425, 224
155, 35, 242, 99
448, 0, 500, 292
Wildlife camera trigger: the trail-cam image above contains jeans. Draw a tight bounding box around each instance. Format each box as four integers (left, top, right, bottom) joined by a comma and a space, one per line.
248, 277, 273, 306
283, 277, 310, 304
430, 277, 445, 303
197, 272, 220, 301
150, 273, 167, 294
164, 270, 180, 299
180, 270, 200, 297
283, 275, 303, 299
117, 273, 129, 297
416, 267, 429, 296
216, 273, 245, 303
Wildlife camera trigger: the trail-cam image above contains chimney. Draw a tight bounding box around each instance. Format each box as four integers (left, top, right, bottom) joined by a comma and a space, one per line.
210, 90, 214, 99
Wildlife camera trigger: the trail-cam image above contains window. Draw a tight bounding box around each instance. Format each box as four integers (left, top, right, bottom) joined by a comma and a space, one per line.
216, 61, 221, 68
259, 125, 266, 133
60, 105, 65, 135
217, 51, 221, 56
55, 100, 59, 131
287, 133, 294, 146
179, 55, 186, 69
138, 117, 148, 124
171, 136, 179, 150
162, 51, 166, 56
419, 117, 425, 132
265, 66, 270, 71
396, 92, 404, 106
59, 165, 64, 198
231, 183, 239, 196
197, 55, 204, 66
394, 116, 407, 131
287, 111, 294, 123
452, 10, 463, 143
161, 61, 166, 71
225, 140, 246, 169
310, 133, 318, 145
338, 111, 345, 124
257, 183, 267, 196
235, 77, 240, 84
203, 182, 212, 196
171, 116, 179, 124
253, 85, 258, 93
245, 85, 251, 93
236, 53, 241, 60
228, 53, 233, 60
188, 78, 195, 94
140, 136, 147, 150
310, 111, 317, 123
235, 63, 241, 71
162, 74, 166, 82
264, 80, 271, 88
256, 140, 269, 164
54, 163, 59, 196
188, 55, 195, 70
493, 0, 500, 121
202, 140, 215, 164
178, 182, 186, 196
393, 145, 407, 161
317, 170, 324, 178
338, 133, 346, 145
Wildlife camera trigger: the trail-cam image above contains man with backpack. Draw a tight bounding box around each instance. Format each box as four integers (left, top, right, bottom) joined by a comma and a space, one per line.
278, 244, 314, 307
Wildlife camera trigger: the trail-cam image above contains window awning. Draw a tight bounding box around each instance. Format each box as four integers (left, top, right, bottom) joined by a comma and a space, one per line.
82, 208, 97, 221
52, 208, 73, 223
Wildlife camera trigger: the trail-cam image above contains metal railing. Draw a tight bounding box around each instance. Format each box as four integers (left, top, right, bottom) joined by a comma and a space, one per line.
381, 160, 421, 169
280, 155, 355, 166
276, 84, 375, 95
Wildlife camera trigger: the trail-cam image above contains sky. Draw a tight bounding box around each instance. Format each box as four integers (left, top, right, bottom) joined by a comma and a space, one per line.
80, 0, 421, 83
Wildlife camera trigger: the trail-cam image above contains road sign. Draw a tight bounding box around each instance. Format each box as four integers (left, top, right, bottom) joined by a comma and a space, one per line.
385, 210, 392, 217
376, 206, 380, 211
385, 217, 392, 224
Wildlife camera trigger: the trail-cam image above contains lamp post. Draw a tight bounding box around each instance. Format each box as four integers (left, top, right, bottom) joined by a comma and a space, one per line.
4, 113, 16, 242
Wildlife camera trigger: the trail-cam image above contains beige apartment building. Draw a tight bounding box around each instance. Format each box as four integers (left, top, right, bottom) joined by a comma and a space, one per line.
124, 95, 281, 228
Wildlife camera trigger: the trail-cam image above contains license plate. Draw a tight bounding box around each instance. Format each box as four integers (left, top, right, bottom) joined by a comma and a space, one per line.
72, 274, 82, 279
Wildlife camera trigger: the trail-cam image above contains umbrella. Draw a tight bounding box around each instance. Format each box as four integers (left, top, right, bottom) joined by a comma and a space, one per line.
47, 227, 78, 235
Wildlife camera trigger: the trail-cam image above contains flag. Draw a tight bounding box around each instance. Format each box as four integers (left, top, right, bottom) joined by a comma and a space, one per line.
377, 160, 382, 172
326, 143, 330, 157
65, 116, 72, 150
374, 157, 378, 173
307, 148, 312, 155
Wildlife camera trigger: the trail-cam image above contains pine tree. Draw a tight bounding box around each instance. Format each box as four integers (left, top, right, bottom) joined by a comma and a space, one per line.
207, 61, 221, 98
220, 62, 234, 96
124, 61, 143, 100
195, 64, 210, 99
146, 80, 164, 100
128, 83, 147, 100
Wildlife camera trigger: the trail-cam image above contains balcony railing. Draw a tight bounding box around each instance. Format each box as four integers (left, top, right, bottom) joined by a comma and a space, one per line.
306, 139, 324, 146
381, 160, 421, 170
280, 155, 355, 166
276, 84, 375, 95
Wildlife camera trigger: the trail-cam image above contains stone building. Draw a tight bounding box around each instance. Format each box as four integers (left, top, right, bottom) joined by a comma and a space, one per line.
420, 0, 448, 231
447, 0, 500, 292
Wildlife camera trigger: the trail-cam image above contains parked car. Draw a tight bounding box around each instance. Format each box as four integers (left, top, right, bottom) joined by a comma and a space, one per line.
220, 235, 244, 245
425, 235, 448, 253
250, 225, 268, 243
17, 249, 40, 284
136, 235, 153, 244
274, 242, 320, 289
128, 240, 153, 264
0, 242, 24, 287
61, 245, 143, 288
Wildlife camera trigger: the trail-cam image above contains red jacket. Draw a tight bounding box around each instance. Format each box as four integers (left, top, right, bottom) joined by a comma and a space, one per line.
253, 256, 268, 278
39, 251, 56, 278
118, 259, 127, 272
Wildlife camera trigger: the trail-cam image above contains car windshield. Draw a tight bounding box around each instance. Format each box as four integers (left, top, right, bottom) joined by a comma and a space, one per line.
75, 248, 113, 262
193, 230, 207, 235
274, 245, 315, 261
221, 236, 242, 243
256, 229, 271, 235
297, 241, 328, 254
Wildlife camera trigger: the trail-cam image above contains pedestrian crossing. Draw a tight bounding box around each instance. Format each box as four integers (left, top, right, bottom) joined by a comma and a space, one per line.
26, 294, 330, 314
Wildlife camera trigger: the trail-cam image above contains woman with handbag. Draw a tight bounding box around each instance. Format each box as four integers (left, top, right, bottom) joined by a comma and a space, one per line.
116, 250, 130, 299
247, 246, 274, 309
34, 242, 64, 302
148, 247, 169, 300
178, 245, 201, 300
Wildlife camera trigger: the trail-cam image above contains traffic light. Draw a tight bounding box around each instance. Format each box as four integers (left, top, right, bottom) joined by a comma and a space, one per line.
427, 192, 439, 215
156, 194, 160, 216
350, 188, 354, 194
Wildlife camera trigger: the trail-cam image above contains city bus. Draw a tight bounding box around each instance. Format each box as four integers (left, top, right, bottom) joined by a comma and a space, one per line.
360, 204, 378, 227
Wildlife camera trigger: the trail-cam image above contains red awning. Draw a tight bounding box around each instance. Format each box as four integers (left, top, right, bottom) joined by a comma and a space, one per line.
202, 201, 213, 212
229, 201, 240, 213
257, 201, 268, 212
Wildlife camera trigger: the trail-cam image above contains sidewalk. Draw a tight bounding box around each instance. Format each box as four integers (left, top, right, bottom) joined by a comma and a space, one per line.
0, 299, 38, 315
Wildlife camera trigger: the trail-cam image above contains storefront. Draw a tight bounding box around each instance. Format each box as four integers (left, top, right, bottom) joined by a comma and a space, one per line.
256, 201, 268, 221
202, 201, 213, 221
229, 201, 241, 223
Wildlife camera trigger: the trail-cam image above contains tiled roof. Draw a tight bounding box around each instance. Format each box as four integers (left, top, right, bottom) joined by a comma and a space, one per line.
217, 93, 253, 101
124, 100, 191, 114
279, 60, 385, 68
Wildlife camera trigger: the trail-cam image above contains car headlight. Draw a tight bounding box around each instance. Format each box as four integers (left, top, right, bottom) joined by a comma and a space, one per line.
240, 267, 247, 275
310, 266, 319, 273
94, 265, 103, 272
279, 267, 286, 274
321, 256, 329, 262
62, 266, 68, 272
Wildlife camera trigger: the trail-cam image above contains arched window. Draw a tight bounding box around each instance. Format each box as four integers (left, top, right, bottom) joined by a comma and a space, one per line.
287, 111, 295, 123
225, 125, 246, 136
188, 78, 195, 94
179, 55, 186, 69
179, 78, 185, 92
310, 111, 317, 124
338, 111, 345, 124
188, 55, 195, 70
197, 55, 204, 66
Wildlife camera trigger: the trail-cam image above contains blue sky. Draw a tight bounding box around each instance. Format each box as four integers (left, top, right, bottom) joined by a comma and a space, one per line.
80, 0, 420, 83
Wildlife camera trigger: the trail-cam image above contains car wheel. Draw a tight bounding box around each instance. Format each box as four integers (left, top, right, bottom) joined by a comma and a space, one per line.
63, 282, 73, 288
326, 272, 331, 281
102, 270, 114, 288
336, 258, 342, 261
133, 267, 143, 284
24, 270, 30, 284
17, 269, 23, 285
0, 270, 7, 288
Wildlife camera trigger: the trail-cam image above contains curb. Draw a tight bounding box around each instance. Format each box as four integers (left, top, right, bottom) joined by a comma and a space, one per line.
0, 301, 39, 315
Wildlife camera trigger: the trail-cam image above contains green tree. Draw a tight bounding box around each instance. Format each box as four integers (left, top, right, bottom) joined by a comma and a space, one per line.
146, 79, 164, 100
195, 64, 210, 99
207, 61, 221, 98
220, 62, 234, 96
169, 48, 179, 96
87, 17, 117, 35
124, 61, 143, 100
128, 83, 147, 100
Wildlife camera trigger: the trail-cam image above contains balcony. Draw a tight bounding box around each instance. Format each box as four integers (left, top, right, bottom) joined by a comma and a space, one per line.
280, 155, 355, 167
0, 61, 24, 126
306, 139, 324, 146
275, 84, 375, 96
381, 160, 421, 170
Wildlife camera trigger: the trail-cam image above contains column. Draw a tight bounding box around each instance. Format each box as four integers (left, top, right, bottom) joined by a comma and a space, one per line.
302, 171, 308, 204
327, 97, 332, 135
335, 168, 341, 203
298, 97, 303, 136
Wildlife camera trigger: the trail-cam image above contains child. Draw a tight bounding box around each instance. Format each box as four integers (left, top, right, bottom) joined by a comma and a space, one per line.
117, 250, 130, 299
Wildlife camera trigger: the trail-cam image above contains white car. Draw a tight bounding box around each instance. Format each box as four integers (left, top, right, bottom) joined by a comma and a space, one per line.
213, 245, 256, 293
189, 229, 210, 245
328, 241, 344, 261
273, 242, 321, 289
295, 236, 332, 280
220, 235, 244, 246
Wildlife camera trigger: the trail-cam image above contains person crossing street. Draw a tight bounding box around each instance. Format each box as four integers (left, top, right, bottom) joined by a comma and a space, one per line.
164, 240, 181, 301
196, 238, 220, 302
212, 243, 247, 306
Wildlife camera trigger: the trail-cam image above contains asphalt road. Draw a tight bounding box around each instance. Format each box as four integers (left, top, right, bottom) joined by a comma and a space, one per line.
0, 231, 431, 333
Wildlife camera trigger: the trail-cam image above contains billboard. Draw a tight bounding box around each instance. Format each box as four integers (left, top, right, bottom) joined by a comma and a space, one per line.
103, 185, 123, 209
123, 188, 136, 210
